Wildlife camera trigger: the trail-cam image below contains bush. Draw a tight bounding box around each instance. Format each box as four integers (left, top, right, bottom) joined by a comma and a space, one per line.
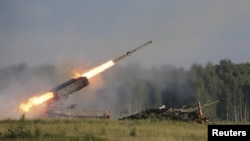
130, 127, 136, 137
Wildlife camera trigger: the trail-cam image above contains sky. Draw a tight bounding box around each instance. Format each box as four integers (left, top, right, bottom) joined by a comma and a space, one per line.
1, 0, 250, 69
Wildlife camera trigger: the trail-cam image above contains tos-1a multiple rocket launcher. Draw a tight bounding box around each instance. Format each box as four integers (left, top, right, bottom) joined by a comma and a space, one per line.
51, 77, 89, 101
50, 41, 152, 102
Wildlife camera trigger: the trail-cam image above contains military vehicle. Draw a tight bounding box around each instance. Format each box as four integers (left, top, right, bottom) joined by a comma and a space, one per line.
119, 100, 221, 124
42, 41, 152, 119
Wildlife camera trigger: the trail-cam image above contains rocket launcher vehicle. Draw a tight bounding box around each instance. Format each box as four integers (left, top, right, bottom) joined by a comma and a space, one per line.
19, 41, 152, 112
51, 40, 152, 102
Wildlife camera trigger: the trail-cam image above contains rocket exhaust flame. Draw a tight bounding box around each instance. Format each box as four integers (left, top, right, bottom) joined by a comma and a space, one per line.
73, 40, 152, 79
19, 92, 54, 112
19, 61, 115, 113
78, 40, 152, 79
19, 60, 115, 113
19, 41, 152, 113
82, 60, 114, 79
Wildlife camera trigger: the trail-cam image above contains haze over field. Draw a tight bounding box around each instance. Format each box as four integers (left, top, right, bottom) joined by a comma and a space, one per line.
0, 1, 250, 119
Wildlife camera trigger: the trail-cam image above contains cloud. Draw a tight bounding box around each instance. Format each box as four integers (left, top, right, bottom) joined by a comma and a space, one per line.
0, 1, 250, 69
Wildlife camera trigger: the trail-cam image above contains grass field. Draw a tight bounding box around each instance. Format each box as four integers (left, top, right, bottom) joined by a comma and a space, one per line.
0, 115, 209, 141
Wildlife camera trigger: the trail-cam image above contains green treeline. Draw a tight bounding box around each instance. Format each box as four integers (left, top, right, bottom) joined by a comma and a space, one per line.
186, 59, 250, 122
101, 59, 250, 122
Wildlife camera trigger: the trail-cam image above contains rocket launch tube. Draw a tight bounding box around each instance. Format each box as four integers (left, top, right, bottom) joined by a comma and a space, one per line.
113, 40, 152, 62
51, 77, 89, 101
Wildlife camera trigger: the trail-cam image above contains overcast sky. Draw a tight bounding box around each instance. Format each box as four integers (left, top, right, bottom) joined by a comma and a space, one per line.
1, 0, 250, 69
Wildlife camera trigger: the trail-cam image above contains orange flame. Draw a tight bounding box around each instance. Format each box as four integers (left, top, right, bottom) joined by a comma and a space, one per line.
72, 70, 82, 78
20, 60, 115, 113
19, 92, 54, 112
81, 60, 115, 79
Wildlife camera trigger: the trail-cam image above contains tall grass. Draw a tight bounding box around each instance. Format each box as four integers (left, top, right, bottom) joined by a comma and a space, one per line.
0, 117, 208, 141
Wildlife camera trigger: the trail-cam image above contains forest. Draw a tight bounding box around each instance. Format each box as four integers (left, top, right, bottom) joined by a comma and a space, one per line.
99, 59, 250, 121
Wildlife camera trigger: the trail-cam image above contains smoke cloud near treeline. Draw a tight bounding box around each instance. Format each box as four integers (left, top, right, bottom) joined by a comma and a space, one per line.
94, 64, 196, 119
0, 62, 195, 119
